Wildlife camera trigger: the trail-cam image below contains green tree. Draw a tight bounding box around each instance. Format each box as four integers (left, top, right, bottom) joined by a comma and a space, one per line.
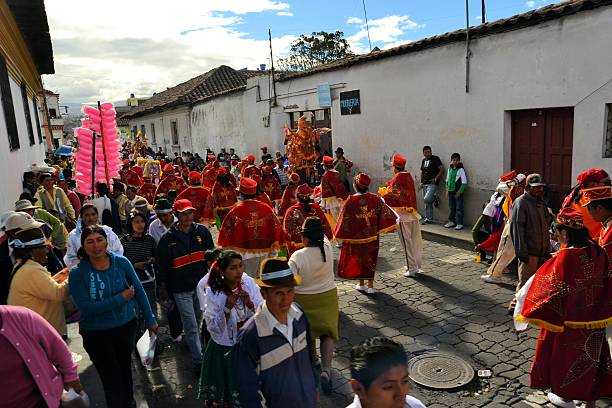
277, 30, 354, 71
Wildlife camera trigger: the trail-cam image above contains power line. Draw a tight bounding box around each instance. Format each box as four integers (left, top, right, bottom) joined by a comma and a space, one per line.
361, 0, 372, 52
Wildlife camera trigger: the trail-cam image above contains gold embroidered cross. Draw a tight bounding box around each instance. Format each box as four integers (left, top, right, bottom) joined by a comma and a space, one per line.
356, 207, 376, 229
245, 212, 265, 238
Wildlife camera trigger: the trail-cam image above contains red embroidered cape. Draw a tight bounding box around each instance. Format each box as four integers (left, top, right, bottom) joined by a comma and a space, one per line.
277, 184, 298, 218
119, 168, 132, 184
212, 182, 237, 211
261, 175, 282, 201
176, 186, 214, 223
320, 170, 349, 201
381, 172, 417, 210
218, 199, 282, 252
137, 183, 157, 205
333, 193, 398, 243
518, 244, 612, 332
124, 169, 143, 187
155, 175, 187, 197
282, 202, 333, 254
518, 244, 612, 400
242, 165, 261, 179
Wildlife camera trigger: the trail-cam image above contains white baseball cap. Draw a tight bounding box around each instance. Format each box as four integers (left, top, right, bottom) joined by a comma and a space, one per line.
3, 212, 43, 232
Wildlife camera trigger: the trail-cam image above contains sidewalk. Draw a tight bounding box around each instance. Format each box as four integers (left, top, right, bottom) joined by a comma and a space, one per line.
420, 222, 474, 251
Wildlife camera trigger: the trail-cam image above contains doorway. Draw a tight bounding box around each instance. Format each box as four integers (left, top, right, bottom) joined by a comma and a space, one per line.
511, 107, 574, 212
288, 108, 332, 156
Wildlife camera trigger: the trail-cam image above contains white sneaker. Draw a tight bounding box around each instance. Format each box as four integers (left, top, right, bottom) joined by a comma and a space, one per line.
403, 270, 418, 277
366, 287, 375, 294
547, 392, 576, 408
417, 269, 425, 274
355, 284, 366, 291
481, 275, 501, 284
454, 224, 464, 230
444, 221, 456, 228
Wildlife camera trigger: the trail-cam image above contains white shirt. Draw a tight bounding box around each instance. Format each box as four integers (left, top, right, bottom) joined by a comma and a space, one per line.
261, 302, 294, 344
91, 196, 112, 224
289, 238, 336, 295
63, 224, 124, 265
147, 216, 177, 244
346, 395, 427, 408
202, 273, 264, 346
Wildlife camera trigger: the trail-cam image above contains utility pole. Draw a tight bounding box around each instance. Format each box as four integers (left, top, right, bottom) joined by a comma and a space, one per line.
268, 29, 277, 107
481, 0, 486, 23
465, 0, 471, 93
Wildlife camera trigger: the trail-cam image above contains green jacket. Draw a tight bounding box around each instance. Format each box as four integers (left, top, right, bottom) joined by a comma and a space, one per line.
34, 208, 68, 250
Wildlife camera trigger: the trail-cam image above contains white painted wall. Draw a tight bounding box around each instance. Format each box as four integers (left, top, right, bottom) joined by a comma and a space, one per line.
128, 106, 191, 156
245, 6, 612, 224
0, 77, 46, 213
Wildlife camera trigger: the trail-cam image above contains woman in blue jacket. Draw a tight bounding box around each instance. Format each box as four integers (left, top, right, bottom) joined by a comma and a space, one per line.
69, 225, 158, 408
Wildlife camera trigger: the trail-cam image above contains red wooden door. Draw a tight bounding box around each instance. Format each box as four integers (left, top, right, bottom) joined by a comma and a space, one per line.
511, 108, 574, 211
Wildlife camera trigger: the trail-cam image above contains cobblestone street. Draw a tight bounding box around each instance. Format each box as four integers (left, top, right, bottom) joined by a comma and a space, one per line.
70, 232, 612, 407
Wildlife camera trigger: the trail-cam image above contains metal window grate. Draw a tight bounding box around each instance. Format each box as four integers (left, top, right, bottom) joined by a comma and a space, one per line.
21, 83, 35, 145
606, 104, 612, 158
33, 98, 43, 143
0, 55, 20, 150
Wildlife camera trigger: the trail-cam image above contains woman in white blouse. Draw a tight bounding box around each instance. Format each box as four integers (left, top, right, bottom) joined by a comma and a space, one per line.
197, 250, 263, 406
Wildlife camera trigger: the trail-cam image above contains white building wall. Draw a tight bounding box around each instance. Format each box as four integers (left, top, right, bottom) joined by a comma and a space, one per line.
0, 77, 46, 213
128, 107, 191, 156
246, 6, 612, 224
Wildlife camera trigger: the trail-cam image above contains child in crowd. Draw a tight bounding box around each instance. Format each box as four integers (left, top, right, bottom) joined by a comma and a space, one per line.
444, 153, 467, 230
347, 337, 426, 408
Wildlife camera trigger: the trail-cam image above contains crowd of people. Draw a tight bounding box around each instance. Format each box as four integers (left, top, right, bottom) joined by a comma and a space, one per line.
0, 138, 611, 408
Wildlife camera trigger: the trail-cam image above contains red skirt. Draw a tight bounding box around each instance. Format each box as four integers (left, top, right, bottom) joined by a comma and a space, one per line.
337, 239, 379, 280
530, 327, 612, 401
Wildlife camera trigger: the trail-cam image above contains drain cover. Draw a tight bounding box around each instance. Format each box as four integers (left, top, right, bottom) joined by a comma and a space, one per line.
408, 353, 474, 389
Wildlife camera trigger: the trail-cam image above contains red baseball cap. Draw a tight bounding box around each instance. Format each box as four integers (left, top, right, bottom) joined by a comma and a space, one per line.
173, 199, 195, 213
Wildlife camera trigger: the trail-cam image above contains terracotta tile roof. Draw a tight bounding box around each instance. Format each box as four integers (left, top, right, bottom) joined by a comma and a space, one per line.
122, 65, 263, 119
277, 0, 612, 82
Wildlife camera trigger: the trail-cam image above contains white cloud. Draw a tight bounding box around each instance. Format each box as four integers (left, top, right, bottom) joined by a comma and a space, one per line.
526, 0, 547, 8
475, 15, 483, 21
346, 16, 363, 24
277, 11, 293, 16
347, 15, 423, 53
526, 1, 536, 7
43, 0, 294, 104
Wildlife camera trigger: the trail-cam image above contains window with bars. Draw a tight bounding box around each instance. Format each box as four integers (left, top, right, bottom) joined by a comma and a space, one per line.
20, 83, 35, 145
33, 98, 43, 143
605, 104, 612, 158
171, 121, 179, 145
0, 55, 19, 150
150, 122, 156, 144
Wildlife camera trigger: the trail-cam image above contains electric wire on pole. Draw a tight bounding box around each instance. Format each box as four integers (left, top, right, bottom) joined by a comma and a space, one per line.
362, 0, 372, 52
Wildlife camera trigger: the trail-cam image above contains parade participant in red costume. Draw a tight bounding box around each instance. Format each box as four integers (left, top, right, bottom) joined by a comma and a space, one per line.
334, 173, 397, 294
176, 171, 214, 225
156, 165, 187, 198
261, 166, 282, 204
583, 186, 612, 257
251, 174, 273, 209
137, 176, 157, 205
278, 173, 300, 219
201, 166, 218, 191
320, 156, 349, 235
563, 168, 611, 239
516, 208, 612, 408
211, 168, 237, 228
381, 153, 424, 277
124, 168, 143, 188
283, 184, 332, 256
242, 163, 262, 180
218, 178, 283, 277
119, 160, 132, 184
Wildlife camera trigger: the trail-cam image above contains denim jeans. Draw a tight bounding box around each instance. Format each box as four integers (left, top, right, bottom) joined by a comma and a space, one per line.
422, 184, 438, 221
448, 192, 464, 225
173, 290, 203, 364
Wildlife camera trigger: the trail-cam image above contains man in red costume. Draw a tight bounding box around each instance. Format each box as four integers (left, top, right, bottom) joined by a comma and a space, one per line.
211, 168, 237, 228
283, 183, 332, 256
320, 156, 349, 236
137, 176, 157, 205
334, 173, 397, 294
516, 208, 612, 408
277, 173, 300, 219
201, 166, 218, 191
119, 160, 132, 184
583, 186, 612, 257
261, 166, 282, 205
218, 177, 283, 277
176, 171, 214, 225
563, 168, 611, 239
156, 165, 187, 198
251, 174, 273, 209
381, 153, 423, 277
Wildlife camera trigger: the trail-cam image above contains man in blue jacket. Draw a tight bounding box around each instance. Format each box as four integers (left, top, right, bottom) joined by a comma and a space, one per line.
236, 258, 318, 408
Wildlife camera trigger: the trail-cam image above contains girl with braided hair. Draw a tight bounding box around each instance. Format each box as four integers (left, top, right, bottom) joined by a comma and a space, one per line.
289, 216, 338, 394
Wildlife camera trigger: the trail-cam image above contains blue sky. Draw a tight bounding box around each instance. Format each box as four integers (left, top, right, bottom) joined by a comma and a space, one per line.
44, 0, 558, 104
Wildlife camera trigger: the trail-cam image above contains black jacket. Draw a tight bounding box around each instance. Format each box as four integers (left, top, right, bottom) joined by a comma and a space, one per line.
156, 223, 214, 293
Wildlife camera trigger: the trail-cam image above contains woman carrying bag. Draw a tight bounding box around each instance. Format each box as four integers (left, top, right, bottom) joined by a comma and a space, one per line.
69, 225, 157, 408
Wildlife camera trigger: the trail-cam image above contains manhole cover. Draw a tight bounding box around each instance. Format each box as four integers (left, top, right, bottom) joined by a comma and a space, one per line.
408, 353, 474, 389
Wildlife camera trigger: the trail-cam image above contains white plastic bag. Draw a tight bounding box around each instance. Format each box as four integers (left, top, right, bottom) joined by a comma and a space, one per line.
606, 326, 612, 360
513, 274, 535, 332
136, 331, 157, 366
61, 388, 90, 408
